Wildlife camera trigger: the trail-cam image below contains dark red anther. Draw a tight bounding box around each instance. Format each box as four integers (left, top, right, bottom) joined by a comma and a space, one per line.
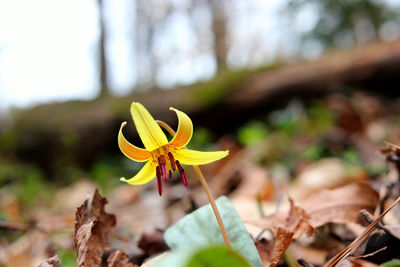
169, 170, 172, 179
162, 165, 168, 182
181, 171, 188, 186
176, 160, 188, 186
158, 155, 168, 182
168, 152, 176, 171
156, 166, 162, 196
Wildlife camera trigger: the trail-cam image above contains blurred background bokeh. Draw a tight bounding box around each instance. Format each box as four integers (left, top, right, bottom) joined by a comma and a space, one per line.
1, 0, 400, 266
1, 0, 399, 109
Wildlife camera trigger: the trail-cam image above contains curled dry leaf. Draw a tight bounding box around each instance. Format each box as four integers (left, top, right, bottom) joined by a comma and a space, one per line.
285, 199, 314, 239
74, 189, 116, 267
38, 255, 60, 267
302, 183, 379, 228
107, 250, 137, 267
270, 227, 294, 267
248, 198, 314, 239
248, 199, 314, 266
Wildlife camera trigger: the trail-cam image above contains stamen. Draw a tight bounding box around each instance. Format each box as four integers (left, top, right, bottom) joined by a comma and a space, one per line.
156, 166, 162, 196
169, 170, 172, 179
168, 152, 176, 171
158, 155, 168, 182
176, 160, 188, 186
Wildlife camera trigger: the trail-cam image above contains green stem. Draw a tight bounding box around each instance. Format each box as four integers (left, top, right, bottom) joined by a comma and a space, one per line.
156, 120, 232, 248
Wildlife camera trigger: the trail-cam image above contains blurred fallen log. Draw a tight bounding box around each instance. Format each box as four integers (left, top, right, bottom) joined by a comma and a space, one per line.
2, 40, 400, 175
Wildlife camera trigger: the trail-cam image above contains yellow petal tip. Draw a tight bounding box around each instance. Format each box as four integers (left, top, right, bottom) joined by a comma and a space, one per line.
120, 177, 127, 182
129, 101, 169, 151
130, 102, 143, 110
220, 150, 230, 159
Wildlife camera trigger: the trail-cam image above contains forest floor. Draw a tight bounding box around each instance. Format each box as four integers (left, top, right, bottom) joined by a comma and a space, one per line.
2, 91, 400, 267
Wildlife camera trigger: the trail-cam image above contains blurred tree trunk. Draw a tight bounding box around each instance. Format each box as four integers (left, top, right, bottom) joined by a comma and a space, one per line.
208, 0, 228, 72
98, 0, 110, 97
135, 0, 155, 89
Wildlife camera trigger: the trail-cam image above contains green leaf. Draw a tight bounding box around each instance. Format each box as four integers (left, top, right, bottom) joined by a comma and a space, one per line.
155, 245, 251, 267
164, 196, 262, 267
381, 259, 400, 267
187, 245, 252, 267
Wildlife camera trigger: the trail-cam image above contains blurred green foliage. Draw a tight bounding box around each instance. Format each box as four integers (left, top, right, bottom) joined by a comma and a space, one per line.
235, 98, 391, 180
302, 143, 326, 161
57, 248, 76, 267
90, 157, 129, 193
234, 99, 382, 178
188, 127, 214, 150
237, 121, 269, 146
0, 160, 53, 208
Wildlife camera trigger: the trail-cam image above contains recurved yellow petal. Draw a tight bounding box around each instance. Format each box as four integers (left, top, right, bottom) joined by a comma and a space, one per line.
118, 122, 152, 162
120, 160, 157, 185
168, 107, 193, 148
174, 149, 229, 165
130, 102, 168, 151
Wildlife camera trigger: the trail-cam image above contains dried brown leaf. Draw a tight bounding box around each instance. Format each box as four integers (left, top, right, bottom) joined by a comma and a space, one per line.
38, 255, 60, 267
385, 224, 400, 240
247, 211, 284, 238
257, 200, 315, 267
74, 189, 116, 267
270, 227, 294, 267
248, 198, 314, 239
290, 242, 328, 267
361, 228, 400, 264
137, 229, 169, 256
325, 196, 400, 267
381, 142, 400, 165
286, 199, 314, 239
107, 250, 137, 267
255, 238, 274, 266
337, 258, 380, 267
302, 183, 379, 228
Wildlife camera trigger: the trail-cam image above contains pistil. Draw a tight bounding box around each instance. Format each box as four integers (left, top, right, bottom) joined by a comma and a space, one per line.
176, 161, 188, 186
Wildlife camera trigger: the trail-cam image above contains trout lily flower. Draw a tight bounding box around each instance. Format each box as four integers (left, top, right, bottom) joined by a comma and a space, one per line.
118, 102, 229, 195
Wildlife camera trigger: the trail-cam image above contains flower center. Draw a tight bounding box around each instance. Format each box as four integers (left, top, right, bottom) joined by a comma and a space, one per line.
154, 148, 187, 196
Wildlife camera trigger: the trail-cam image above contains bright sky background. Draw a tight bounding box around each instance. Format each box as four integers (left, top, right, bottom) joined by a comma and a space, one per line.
0, 0, 397, 112
0, 0, 99, 111
0, 0, 293, 111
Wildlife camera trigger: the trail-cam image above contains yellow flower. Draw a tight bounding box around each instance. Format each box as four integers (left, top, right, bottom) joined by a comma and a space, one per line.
118, 102, 229, 195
